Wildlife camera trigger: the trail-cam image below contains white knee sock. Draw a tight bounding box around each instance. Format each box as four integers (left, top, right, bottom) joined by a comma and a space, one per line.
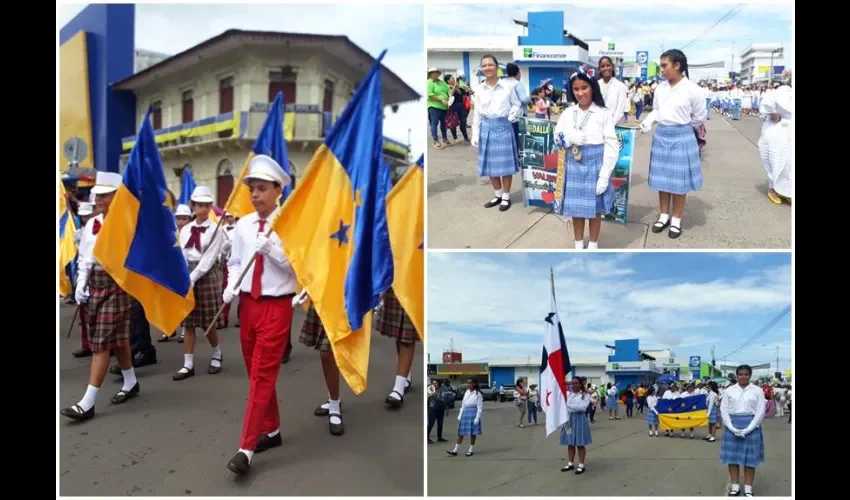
658, 213, 670, 224
180, 353, 194, 373
210, 345, 222, 368
587, 241, 599, 250
390, 375, 406, 400
671, 216, 682, 229
467, 445, 474, 453
451, 444, 458, 453
574, 240, 584, 250
744, 485, 752, 495
494, 189, 503, 199
267, 429, 280, 438
328, 399, 342, 425
121, 368, 137, 392
77, 384, 99, 412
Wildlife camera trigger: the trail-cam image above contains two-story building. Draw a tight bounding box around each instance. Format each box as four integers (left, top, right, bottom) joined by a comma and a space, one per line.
738, 43, 785, 85
113, 29, 419, 205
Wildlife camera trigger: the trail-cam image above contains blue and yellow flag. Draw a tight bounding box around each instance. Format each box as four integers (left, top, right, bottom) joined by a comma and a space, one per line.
93, 107, 195, 334
276, 50, 393, 395
225, 91, 291, 218
58, 179, 77, 297
657, 394, 709, 430
386, 155, 424, 339
178, 167, 197, 206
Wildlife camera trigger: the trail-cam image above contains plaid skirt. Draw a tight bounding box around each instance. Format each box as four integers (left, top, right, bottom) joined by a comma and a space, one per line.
299, 304, 331, 353
457, 406, 482, 436
375, 288, 419, 344
86, 269, 132, 353
645, 410, 659, 425
709, 405, 719, 425
556, 143, 615, 218
560, 411, 592, 447
648, 124, 703, 195
478, 116, 518, 178
183, 261, 224, 329
720, 414, 764, 468
606, 397, 619, 411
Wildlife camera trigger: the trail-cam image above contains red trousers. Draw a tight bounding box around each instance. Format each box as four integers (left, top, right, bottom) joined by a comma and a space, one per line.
221, 266, 231, 327
238, 293, 293, 450
79, 305, 91, 351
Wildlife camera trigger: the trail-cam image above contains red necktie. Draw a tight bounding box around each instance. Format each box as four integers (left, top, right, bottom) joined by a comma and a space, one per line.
184, 225, 207, 251
92, 219, 102, 235
250, 220, 266, 299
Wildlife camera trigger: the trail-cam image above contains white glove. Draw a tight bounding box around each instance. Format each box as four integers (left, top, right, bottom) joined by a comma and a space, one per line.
569, 131, 587, 146
75, 286, 89, 304
473, 418, 480, 426
73, 229, 82, 244
507, 111, 518, 123
222, 285, 237, 305
254, 234, 273, 256
639, 120, 652, 133
222, 240, 232, 254
374, 300, 385, 312
457, 411, 463, 422
292, 289, 309, 309
471, 136, 479, 148
189, 271, 199, 288
596, 176, 610, 195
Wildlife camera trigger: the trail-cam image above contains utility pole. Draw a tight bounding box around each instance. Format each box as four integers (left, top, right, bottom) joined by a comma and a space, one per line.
776, 345, 779, 375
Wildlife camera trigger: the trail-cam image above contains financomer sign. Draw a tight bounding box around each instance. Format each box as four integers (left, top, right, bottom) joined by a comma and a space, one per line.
514, 45, 584, 62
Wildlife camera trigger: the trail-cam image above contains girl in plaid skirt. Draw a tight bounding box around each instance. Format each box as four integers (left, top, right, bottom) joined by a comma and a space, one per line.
60, 172, 140, 422
173, 187, 226, 381
447, 379, 484, 457
472, 54, 521, 212
639, 49, 707, 240
159, 204, 193, 343
376, 288, 420, 408
560, 377, 592, 474
299, 302, 346, 436
554, 68, 618, 250
719, 365, 766, 497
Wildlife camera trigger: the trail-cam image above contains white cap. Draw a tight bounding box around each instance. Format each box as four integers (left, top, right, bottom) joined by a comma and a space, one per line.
190, 185, 214, 204
427, 67, 441, 75
174, 204, 192, 217
78, 202, 94, 216
243, 154, 291, 186
90, 171, 122, 194
89, 192, 96, 203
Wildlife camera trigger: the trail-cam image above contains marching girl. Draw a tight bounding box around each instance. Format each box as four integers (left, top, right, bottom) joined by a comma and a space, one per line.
173, 187, 226, 381
640, 49, 707, 239
705, 381, 720, 442
645, 387, 660, 436
299, 303, 346, 436
220, 155, 294, 476
684, 384, 697, 439
60, 172, 140, 422
605, 382, 620, 420
159, 204, 193, 343
472, 54, 521, 212
662, 383, 681, 436
559, 377, 592, 474
553, 68, 618, 250
376, 288, 419, 408
71, 201, 96, 359
720, 365, 766, 497
219, 212, 237, 329
448, 378, 484, 457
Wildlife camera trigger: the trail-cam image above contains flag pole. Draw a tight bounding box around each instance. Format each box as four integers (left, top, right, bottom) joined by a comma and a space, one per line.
550, 266, 556, 301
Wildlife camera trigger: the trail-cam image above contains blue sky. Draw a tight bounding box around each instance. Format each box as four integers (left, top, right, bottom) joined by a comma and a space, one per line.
428, 252, 792, 372
427, 2, 793, 79
58, 3, 425, 156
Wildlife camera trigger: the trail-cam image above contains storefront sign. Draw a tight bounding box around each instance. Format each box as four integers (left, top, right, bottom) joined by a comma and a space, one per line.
660, 357, 684, 369
514, 45, 585, 62
607, 361, 653, 372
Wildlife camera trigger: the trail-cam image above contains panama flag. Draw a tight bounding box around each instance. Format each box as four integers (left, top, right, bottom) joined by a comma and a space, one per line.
539, 267, 572, 436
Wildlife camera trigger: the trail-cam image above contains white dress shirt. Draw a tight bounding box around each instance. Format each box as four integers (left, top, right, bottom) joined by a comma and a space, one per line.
566, 391, 591, 413
663, 390, 681, 400
179, 218, 225, 282
459, 389, 484, 422
598, 77, 629, 124
720, 383, 766, 434
707, 391, 718, 415
226, 209, 296, 297
647, 395, 659, 414
553, 103, 619, 179
221, 225, 236, 261
76, 214, 105, 292
472, 78, 522, 144
645, 78, 707, 127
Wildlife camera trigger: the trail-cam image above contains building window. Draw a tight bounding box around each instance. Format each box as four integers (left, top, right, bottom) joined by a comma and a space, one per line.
219, 77, 234, 138
269, 66, 297, 105
216, 158, 235, 205
151, 100, 162, 130
182, 89, 194, 124
323, 79, 334, 114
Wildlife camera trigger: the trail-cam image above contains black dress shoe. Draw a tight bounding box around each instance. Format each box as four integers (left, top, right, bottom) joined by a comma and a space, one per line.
109, 364, 122, 375
329, 413, 344, 436
256, 433, 282, 453
227, 452, 251, 476
72, 348, 92, 358
111, 382, 140, 404
134, 351, 157, 368
173, 367, 195, 381
60, 404, 94, 421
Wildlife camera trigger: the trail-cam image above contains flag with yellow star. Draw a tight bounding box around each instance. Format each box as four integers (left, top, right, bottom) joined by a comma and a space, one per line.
274, 50, 393, 395
656, 394, 710, 431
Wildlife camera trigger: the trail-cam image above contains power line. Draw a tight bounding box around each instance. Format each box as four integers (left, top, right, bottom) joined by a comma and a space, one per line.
681, 4, 747, 50
718, 305, 791, 360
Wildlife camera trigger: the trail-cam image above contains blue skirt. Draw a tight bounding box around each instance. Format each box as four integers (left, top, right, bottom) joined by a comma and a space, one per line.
559, 411, 593, 447
648, 124, 702, 195
606, 397, 619, 411
555, 143, 615, 218
645, 410, 659, 425
709, 406, 719, 425
478, 116, 518, 178
457, 407, 483, 436
720, 414, 764, 468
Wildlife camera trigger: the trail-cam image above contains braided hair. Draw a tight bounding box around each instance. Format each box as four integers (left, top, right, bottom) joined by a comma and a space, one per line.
661, 49, 690, 79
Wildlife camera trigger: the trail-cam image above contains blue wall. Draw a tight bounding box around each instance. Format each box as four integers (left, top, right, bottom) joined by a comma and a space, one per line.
517, 11, 586, 90
60, 4, 137, 173
490, 367, 515, 388
609, 339, 640, 362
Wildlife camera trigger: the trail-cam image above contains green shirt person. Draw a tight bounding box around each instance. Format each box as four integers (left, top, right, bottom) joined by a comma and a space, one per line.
427, 68, 450, 111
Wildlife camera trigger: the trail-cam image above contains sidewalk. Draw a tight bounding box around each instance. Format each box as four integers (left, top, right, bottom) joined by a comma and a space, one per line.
426, 115, 791, 249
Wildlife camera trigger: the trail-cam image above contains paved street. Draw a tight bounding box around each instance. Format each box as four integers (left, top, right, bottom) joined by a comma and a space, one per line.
427, 401, 791, 496
58, 302, 424, 496
427, 114, 791, 249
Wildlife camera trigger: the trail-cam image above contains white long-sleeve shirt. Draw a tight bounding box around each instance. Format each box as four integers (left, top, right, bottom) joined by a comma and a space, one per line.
179, 218, 225, 282
472, 78, 521, 144
460, 389, 484, 422
720, 383, 766, 434
226, 209, 296, 297
76, 214, 105, 292
598, 77, 629, 124
663, 390, 681, 400
566, 392, 591, 413
646, 78, 707, 127
553, 103, 619, 180
706, 391, 718, 415
647, 395, 659, 414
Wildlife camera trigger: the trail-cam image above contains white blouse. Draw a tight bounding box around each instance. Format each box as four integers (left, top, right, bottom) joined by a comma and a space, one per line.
566, 392, 591, 413
553, 103, 618, 179
76, 214, 105, 290
720, 383, 766, 433
647, 395, 659, 413
598, 77, 629, 124
706, 391, 718, 414
459, 389, 484, 422
179, 218, 225, 283
662, 390, 681, 400
472, 78, 522, 144
645, 78, 707, 127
